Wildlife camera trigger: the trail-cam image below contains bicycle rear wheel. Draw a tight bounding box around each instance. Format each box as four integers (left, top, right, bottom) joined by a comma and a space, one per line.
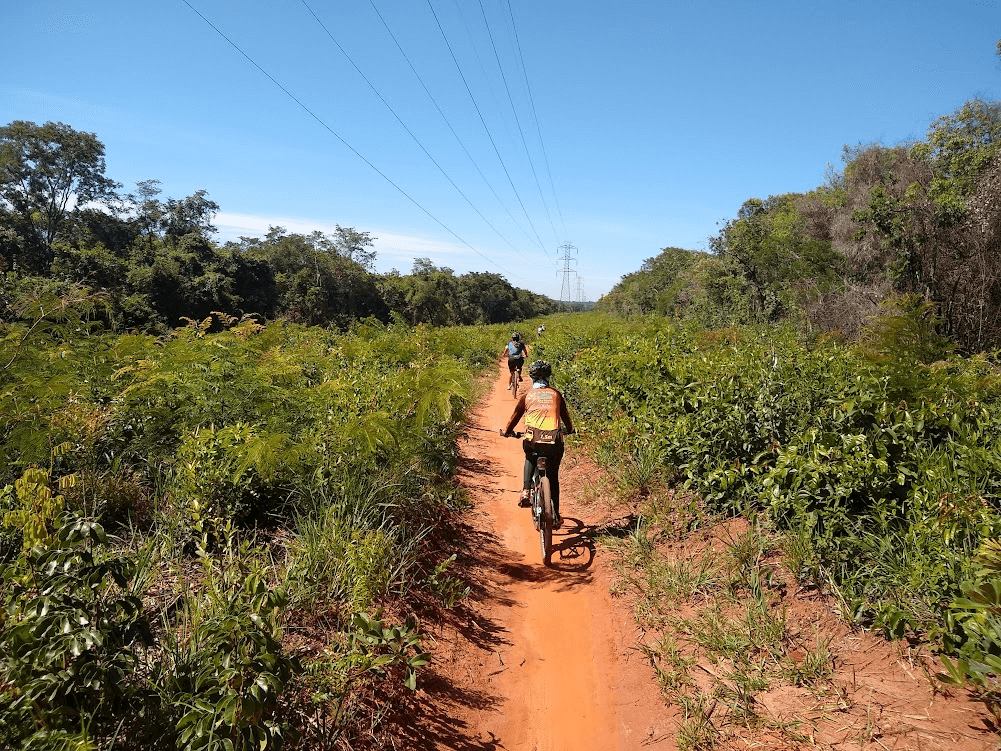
510, 367, 519, 398
539, 476, 553, 564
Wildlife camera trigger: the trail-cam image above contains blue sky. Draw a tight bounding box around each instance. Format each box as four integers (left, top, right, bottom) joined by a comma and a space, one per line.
2, 1, 999, 300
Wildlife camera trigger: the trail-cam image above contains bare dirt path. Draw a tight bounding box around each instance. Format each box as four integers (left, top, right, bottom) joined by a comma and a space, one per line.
403, 361, 1000, 751
414, 361, 672, 751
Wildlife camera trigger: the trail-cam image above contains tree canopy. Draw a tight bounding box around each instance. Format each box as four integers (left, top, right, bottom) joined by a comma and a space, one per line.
599, 95, 1001, 351
0, 121, 120, 271
0, 120, 556, 333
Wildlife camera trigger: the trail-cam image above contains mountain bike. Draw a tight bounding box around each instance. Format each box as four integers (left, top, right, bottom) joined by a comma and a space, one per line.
508, 360, 523, 398
500, 430, 556, 565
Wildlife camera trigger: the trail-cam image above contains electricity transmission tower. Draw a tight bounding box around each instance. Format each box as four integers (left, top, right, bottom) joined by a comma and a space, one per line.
576, 277, 585, 306
557, 242, 577, 311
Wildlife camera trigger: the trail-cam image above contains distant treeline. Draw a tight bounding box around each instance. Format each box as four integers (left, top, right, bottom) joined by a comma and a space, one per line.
599, 97, 1001, 352
0, 120, 557, 331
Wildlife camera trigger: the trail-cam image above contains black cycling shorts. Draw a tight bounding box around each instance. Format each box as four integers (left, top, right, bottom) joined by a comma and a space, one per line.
508, 357, 524, 372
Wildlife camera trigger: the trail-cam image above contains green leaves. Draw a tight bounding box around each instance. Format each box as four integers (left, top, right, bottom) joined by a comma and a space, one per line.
939, 540, 1001, 720
349, 612, 430, 691
0, 310, 506, 747
165, 542, 302, 751
546, 314, 1001, 652
0, 513, 152, 747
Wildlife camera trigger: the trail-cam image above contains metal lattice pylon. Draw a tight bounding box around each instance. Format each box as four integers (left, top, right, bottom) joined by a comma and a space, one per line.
557, 242, 577, 310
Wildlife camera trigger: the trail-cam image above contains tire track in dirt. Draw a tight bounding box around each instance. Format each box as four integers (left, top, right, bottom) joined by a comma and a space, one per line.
418, 361, 672, 750
407, 361, 1001, 751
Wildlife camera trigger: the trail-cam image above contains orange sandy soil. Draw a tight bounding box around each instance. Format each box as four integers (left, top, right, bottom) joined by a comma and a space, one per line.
397, 362, 1000, 751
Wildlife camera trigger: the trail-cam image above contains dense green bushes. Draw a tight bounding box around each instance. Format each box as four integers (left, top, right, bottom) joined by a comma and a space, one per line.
0, 297, 507, 749
537, 313, 1001, 685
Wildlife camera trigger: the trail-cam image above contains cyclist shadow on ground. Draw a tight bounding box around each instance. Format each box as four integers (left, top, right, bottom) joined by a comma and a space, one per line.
547, 517, 596, 572
497, 511, 643, 584
548, 512, 642, 571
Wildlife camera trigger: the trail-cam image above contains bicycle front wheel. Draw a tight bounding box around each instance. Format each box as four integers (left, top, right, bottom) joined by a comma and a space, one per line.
539, 476, 553, 564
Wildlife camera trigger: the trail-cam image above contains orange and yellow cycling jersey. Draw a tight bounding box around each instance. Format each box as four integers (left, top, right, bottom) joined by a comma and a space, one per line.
504, 385, 573, 445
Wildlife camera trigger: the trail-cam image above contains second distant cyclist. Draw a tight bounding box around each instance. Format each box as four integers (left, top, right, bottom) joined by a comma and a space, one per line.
503, 332, 529, 384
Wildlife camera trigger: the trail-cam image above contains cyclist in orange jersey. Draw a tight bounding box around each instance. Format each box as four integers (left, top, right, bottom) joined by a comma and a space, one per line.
502, 360, 575, 528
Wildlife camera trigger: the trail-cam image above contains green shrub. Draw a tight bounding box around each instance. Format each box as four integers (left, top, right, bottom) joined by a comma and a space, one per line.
544, 313, 1001, 646
0, 514, 152, 750
940, 539, 1001, 721
162, 536, 302, 751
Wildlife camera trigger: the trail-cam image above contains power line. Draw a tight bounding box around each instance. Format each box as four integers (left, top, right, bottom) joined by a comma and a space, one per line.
179, 0, 525, 282
449, 0, 511, 142
425, 0, 555, 267
505, 0, 568, 242
365, 0, 543, 262
300, 0, 536, 266
477, 0, 560, 247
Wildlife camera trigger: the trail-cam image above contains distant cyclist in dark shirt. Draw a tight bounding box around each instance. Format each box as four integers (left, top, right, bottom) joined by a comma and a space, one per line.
502, 360, 575, 528
503, 332, 529, 383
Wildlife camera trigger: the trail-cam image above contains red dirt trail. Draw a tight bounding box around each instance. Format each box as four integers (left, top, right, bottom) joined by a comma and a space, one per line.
415, 361, 672, 750
407, 361, 999, 751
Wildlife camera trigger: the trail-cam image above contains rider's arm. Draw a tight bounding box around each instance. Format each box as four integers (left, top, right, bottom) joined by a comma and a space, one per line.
503, 395, 527, 435
559, 396, 575, 435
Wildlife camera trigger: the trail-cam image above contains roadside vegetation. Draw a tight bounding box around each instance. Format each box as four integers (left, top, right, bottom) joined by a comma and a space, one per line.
0, 297, 508, 750
535, 312, 1001, 741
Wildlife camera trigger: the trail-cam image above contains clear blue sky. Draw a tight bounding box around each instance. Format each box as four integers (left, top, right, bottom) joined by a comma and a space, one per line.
2, 0, 998, 299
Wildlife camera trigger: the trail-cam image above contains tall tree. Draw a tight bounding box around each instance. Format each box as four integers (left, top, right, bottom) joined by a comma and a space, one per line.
331, 225, 376, 270
911, 98, 1001, 211
127, 179, 166, 250
0, 121, 120, 268
162, 189, 219, 244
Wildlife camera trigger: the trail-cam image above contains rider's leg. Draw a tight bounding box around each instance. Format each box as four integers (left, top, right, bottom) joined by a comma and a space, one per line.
520, 440, 536, 504
522, 440, 536, 490
532, 442, 565, 517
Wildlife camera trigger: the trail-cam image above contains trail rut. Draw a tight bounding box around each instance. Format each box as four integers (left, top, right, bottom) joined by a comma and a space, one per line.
417, 361, 671, 750
404, 361, 999, 751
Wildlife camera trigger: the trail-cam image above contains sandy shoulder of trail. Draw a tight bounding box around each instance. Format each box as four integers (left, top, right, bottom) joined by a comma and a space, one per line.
401, 365, 1000, 751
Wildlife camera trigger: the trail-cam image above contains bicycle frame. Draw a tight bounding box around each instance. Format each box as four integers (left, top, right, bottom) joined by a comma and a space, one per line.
531, 454, 554, 563
500, 430, 555, 565
509, 361, 521, 398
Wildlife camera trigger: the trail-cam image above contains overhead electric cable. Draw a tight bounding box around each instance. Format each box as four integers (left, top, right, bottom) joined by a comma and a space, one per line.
449, 0, 510, 123
299, 0, 535, 265
476, 0, 560, 247
425, 0, 555, 266
505, 0, 568, 241
179, 0, 524, 281
363, 0, 543, 260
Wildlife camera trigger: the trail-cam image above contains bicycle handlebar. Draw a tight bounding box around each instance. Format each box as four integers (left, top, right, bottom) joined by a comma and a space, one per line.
499, 428, 573, 438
